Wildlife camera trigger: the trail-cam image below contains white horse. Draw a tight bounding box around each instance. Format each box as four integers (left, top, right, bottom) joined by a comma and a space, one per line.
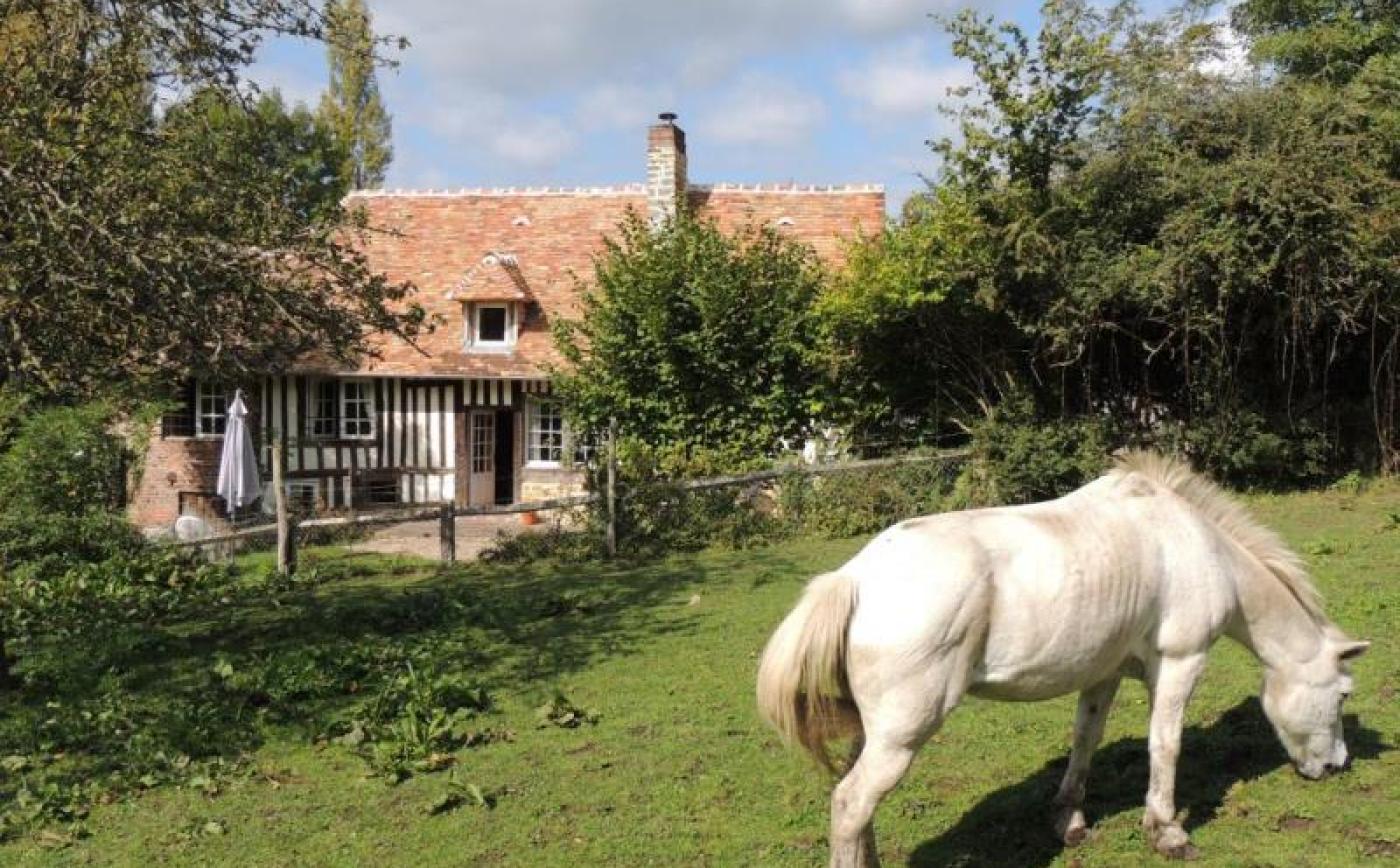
757, 453, 1369, 866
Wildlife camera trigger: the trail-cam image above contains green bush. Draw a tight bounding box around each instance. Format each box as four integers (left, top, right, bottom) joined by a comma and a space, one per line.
606, 440, 784, 556
480, 521, 605, 565
778, 460, 958, 538
1161, 409, 1332, 488
0, 402, 127, 517
951, 396, 1113, 507
0, 511, 144, 575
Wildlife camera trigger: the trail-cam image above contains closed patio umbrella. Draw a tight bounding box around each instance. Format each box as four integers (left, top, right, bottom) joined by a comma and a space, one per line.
216, 389, 262, 517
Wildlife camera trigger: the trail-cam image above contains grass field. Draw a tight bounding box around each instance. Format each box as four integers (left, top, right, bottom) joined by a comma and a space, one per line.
1, 481, 1396, 866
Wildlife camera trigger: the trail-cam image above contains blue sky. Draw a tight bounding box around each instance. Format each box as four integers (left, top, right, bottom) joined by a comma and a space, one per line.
252, 0, 1183, 213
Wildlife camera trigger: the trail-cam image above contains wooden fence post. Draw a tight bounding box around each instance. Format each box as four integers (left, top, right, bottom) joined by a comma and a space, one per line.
273, 439, 297, 575
605, 418, 618, 558
439, 503, 456, 563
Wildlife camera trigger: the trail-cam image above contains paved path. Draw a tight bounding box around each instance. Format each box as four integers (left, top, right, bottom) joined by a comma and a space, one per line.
348, 512, 550, 562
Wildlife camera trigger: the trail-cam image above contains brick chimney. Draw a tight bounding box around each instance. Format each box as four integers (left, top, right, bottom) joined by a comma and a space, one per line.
646, 112, 687, 225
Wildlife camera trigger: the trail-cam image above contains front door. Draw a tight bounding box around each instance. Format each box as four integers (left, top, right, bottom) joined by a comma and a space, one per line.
469, 410, 495, 506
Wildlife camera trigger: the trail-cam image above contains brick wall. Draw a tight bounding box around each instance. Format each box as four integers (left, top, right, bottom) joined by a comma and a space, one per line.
127, 423, 224, 529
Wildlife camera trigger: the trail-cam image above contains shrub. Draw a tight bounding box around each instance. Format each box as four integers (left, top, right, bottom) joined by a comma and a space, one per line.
0, 402, 127, 517
951, 395, 1113, 507
778, 459, 959, 538
1161, 409, 1332, 488
480, 521, 605, 565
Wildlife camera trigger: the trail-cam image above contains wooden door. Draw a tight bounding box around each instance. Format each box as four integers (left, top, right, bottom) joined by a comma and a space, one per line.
469, 410, 495, 506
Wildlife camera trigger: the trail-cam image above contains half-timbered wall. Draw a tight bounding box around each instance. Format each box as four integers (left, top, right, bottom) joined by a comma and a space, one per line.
258, 376, 551, 508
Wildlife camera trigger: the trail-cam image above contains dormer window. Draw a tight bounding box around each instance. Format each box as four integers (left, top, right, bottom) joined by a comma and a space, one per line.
467, 302, 516, 352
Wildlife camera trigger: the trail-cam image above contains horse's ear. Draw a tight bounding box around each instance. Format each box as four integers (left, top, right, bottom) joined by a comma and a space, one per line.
1337, 640, 1371, 661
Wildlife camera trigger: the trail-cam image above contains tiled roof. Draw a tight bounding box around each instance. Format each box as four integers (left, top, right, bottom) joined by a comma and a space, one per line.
333, 184, 885, 379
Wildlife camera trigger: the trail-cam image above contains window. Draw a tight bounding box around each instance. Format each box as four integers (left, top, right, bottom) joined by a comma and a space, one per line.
307, 380, 338, 439
472, 412, 495, 472
340, 380, 374, 439
286, 480, 319, 512
467, 303, 515, 351
195, 382, 227, 438
527, 400, 566, 465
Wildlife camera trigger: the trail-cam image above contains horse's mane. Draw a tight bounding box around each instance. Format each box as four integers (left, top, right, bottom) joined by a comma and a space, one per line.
1113, 451, 1326, 624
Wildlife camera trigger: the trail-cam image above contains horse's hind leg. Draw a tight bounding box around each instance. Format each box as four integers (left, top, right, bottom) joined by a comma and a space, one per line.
830, 649, 972, 868
830, 732, 918, 868
1053, 675, 1122, 846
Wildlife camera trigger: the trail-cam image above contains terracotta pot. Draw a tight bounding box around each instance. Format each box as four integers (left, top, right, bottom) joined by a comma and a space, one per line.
521, 510, 540, 526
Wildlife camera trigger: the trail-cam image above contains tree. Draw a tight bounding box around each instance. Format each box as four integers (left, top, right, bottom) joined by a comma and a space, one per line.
825, 0, 1397, 478
318, 0, 393, 189
165, 88, 351, 222
1233, 0, 1400, 83
0, 0, 424, 401
552, 214, 826, 460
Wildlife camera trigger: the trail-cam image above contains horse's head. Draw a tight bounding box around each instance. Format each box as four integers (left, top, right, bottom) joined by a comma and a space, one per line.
1260, 635, 1369, 780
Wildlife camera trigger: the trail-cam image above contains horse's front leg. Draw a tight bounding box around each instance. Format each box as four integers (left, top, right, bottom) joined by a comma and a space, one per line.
1053, 675, 1122, 846
1142, 653, 1207, 859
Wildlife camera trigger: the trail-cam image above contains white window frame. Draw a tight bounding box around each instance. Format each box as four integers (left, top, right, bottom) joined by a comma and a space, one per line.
466, 302, 516, 352
526, 399, 567, 468
195, 381, 227, 438
339, 379, 375, 440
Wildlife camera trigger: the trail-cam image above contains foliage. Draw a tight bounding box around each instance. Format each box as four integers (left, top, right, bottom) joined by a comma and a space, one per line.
822, 0, 1398, 481
553, 213, 827, 457
165, 88, 351, 222
0, 403, 127, 517
1233, 0, 1400, 84
334, 664, 496, 781
819, 188, 1015, 445
948, 392, 1113, 506
777, 459, 959, 538
479, 520, 605, 565
317, 0, 394, 188
0, 0, 424, 401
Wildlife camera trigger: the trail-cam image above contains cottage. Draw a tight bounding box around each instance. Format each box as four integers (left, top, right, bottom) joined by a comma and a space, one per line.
129, 115, 884, 530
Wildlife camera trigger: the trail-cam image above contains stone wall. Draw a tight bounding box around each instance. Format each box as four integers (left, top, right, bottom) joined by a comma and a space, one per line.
519, 466, 587, 504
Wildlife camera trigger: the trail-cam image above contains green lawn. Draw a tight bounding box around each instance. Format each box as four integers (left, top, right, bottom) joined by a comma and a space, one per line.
2, 482, 1397, 866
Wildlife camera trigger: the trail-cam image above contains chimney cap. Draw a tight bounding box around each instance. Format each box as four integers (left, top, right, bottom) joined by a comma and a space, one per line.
658, 112, 678, 124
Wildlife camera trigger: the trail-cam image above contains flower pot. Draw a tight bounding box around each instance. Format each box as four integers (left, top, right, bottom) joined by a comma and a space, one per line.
521, 510, 540, 526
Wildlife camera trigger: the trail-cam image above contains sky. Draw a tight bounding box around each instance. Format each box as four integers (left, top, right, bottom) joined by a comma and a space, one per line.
252, 0, 1184, 214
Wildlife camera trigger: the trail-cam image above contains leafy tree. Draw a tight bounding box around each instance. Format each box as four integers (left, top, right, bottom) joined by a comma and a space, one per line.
0, 0, 424, 402
825, 0, 1398, 478
1233, 0, 1399, 83
165, 88, 351, 222
552, 214, 826, 459
318, 0, 393, 189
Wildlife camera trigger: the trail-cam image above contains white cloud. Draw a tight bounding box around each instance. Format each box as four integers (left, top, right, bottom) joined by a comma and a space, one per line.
487, 115, 579, 167
838, 38, 972, 121
368, 0, 963, 96
696, 74, 827, 147
837, 0, 948, 35
576, 82, 676, 131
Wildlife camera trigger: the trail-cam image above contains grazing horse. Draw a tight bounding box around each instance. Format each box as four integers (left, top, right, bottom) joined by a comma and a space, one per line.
757, 453, 1369, 866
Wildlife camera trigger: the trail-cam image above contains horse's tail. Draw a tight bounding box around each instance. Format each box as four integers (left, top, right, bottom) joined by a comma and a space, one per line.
756, 571, 861, 774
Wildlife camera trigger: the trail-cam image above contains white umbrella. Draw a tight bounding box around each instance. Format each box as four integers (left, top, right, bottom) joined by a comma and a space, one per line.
216, 389, 262, 517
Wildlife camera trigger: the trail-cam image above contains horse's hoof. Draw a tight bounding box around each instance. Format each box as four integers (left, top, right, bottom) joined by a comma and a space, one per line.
1158, 843, 1200, 861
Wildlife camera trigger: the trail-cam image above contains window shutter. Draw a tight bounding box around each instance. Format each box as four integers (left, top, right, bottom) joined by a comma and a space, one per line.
161, 380, 196, 437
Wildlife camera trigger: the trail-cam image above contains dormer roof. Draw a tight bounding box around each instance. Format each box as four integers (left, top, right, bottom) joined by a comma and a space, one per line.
448, 252, 531, 302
